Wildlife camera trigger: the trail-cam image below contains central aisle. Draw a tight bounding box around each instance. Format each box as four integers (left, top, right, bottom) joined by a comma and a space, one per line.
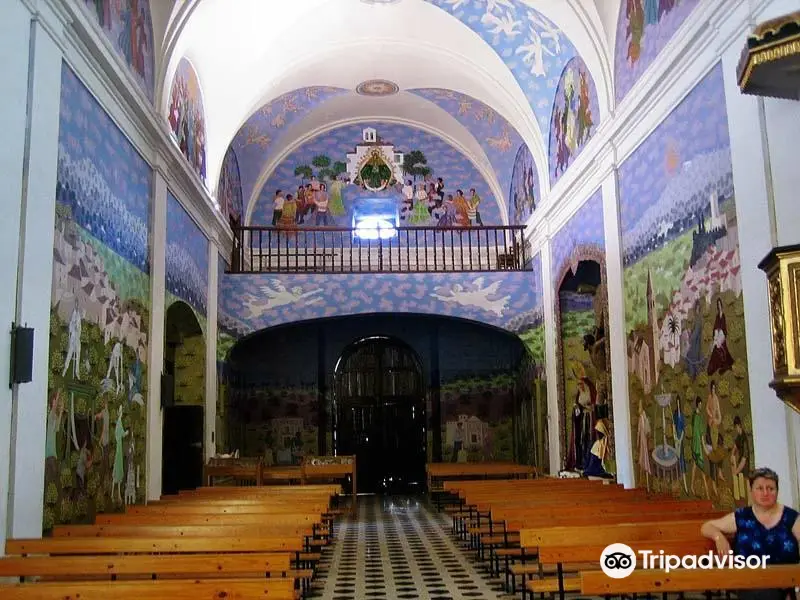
310, 497, 506, 600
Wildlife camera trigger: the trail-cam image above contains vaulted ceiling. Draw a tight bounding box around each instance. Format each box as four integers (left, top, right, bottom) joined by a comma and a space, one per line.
153, 0, 621, 223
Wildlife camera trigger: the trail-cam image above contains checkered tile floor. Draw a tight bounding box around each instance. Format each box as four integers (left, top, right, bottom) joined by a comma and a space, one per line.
308, 496, 509, 600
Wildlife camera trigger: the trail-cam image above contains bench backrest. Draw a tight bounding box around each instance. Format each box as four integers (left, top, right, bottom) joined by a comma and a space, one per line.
520, 520, 706, 549
5, 536, 303, 555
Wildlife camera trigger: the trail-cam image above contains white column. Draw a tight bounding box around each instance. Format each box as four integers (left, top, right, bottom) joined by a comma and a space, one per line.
205, 239, 218, 460
721, 32, 796, 506
0, 0, 36, 551
146, 169, 167, 501
7, 0, 66, 539
601, 169, 634, 487
540, 239, 561, 474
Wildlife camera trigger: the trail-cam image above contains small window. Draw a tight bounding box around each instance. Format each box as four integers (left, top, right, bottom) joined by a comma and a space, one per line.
471, 434, 478, 444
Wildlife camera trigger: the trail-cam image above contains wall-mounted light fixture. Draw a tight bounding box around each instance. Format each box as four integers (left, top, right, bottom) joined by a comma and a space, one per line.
9, 323, 34, 388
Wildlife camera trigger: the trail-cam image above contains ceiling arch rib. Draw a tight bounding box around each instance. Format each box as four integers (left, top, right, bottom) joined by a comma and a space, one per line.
243, 92, 509, 226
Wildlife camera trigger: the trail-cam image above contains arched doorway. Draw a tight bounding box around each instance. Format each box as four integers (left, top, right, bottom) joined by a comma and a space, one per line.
162, 301, 206, 495
556, 256, 613, 477
333, 336, 425, 494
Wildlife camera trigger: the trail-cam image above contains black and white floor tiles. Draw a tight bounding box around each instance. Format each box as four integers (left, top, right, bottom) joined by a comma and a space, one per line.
308, 496, 509, 600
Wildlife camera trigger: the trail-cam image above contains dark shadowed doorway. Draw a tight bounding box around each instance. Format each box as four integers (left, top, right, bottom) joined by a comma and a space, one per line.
334, 336, 425, 494
162, 301, 206, 495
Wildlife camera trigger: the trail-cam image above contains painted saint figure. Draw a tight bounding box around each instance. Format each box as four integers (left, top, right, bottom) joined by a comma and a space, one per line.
45, 391, 65, 460
626, 0, 645, 64
672, 395, 688, 494
112, 405, 129, 504
707, 297, 734, 375
690, 396, 710, 498
731, 415, 750, 503
637, 399, 652, 487
107, 341, 123, 393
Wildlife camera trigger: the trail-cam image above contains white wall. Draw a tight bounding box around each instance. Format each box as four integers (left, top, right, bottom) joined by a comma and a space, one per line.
0, 0, 34, 551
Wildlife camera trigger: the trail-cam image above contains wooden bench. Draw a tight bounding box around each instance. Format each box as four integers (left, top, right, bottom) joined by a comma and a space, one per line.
581, 564, 800, 594
0, 577, 298, 599
526, 538, 715, 599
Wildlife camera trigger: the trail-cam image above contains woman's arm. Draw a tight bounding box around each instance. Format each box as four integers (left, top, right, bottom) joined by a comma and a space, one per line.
702, 513, 737, 557
792, 514, 800, 545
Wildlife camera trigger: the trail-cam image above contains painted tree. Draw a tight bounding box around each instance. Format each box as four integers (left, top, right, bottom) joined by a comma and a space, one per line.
294, 165, 312, 183
312, 155, 332, 180
402, 150, 431, 183
332, 161, 348, 180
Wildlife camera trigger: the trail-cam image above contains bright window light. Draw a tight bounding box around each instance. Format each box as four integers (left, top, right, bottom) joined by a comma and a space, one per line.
354, 216, 397, 240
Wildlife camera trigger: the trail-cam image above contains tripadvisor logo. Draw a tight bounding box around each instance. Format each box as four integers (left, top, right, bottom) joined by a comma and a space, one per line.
600, 543, 770, 578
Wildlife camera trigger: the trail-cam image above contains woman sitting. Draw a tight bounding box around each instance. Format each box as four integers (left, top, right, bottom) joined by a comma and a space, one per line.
701, 467, 799, 600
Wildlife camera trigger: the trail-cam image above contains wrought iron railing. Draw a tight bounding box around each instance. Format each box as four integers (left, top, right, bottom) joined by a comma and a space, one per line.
229, 225, 530, 274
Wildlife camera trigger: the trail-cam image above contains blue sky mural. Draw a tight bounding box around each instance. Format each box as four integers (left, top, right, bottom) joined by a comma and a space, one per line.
82, 0, 154, 102
230, 87, 349, 205
409, 88, 525, 203
551, 188, 605, 281
220, 271, 537, 334
614, 0, 700, 103
57, 64, 152, 273
252, 122, 501, 227
427, 0, 581, 138
166, 192, 209, 316
618, 63, 732, 266
548, 56, 600, 185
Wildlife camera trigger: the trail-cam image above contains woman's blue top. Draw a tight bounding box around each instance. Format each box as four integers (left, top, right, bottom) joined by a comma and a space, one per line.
734, 506, 799, 565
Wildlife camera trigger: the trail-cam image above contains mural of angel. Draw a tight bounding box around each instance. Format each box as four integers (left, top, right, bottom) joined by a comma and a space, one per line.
244, 280, 324, 317
430, 277, 510, 316
480, 11, 521, 38
516, 26, 554, 77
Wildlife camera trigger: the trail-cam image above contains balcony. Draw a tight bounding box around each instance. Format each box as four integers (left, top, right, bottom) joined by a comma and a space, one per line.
229, 225, 531, 274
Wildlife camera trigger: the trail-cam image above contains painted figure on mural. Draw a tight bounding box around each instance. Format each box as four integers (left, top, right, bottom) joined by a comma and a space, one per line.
626, 0, 645, 64
94, 396, 110, 459
567, 376, 595, 471
112, 405, 129, 504
683, 300, 704, 379
46, 391, 65, 461
63, 302, 83, 380
690, 396, 710, 498
731, 415, 750, 503
672, 396, 688, 494
643, 0, 659, 26
637, 399, 652, 487
92, 0, 111, 28
553, 64, 594, 177
130, 0, 149, 80
707, 297, 734, 375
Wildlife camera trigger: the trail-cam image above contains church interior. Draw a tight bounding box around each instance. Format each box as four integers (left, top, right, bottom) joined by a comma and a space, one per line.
3, 0, 800, 597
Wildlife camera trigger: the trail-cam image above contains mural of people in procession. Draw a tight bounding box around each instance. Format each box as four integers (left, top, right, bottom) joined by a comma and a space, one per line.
549, 56, 599, 184
255, 123, 501, 231
619, 64, 750, 508
550, 191, 613, 477
83, 0, 154, 101
615, 0, 700, 102
218, 147, 244, 225
47, 65, 150, 529
167, 58, 207, 183
509, 144, 540, 225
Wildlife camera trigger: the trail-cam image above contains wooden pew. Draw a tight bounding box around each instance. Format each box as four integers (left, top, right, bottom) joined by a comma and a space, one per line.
527, 538, 714, 599
581, 564, 800, 594
6, 536, 304, 555
0, 552, 293, 580
0, 578, 297, 599
427, 463, 537, 495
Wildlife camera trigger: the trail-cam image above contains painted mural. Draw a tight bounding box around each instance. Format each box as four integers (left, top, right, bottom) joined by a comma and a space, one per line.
83, 0, 154, 101
47, 65, 150, 529
254, 123, 500, 229
615, 0, 700, 103
218, 147, 244, 225
410, 88, 526, 216
166, 192, 209, 317
619, 64, 749, 508
550, 190, 614, 476
512, 253, 548, 470
227, 384, 320, 463
549, 56, 600, 185
220, 271, 537, 334
231, 87, 349, 205
440, 373, 515, 462
167, 58, 207, 183
509, 144, 540, 225
427, 1, 584, 139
